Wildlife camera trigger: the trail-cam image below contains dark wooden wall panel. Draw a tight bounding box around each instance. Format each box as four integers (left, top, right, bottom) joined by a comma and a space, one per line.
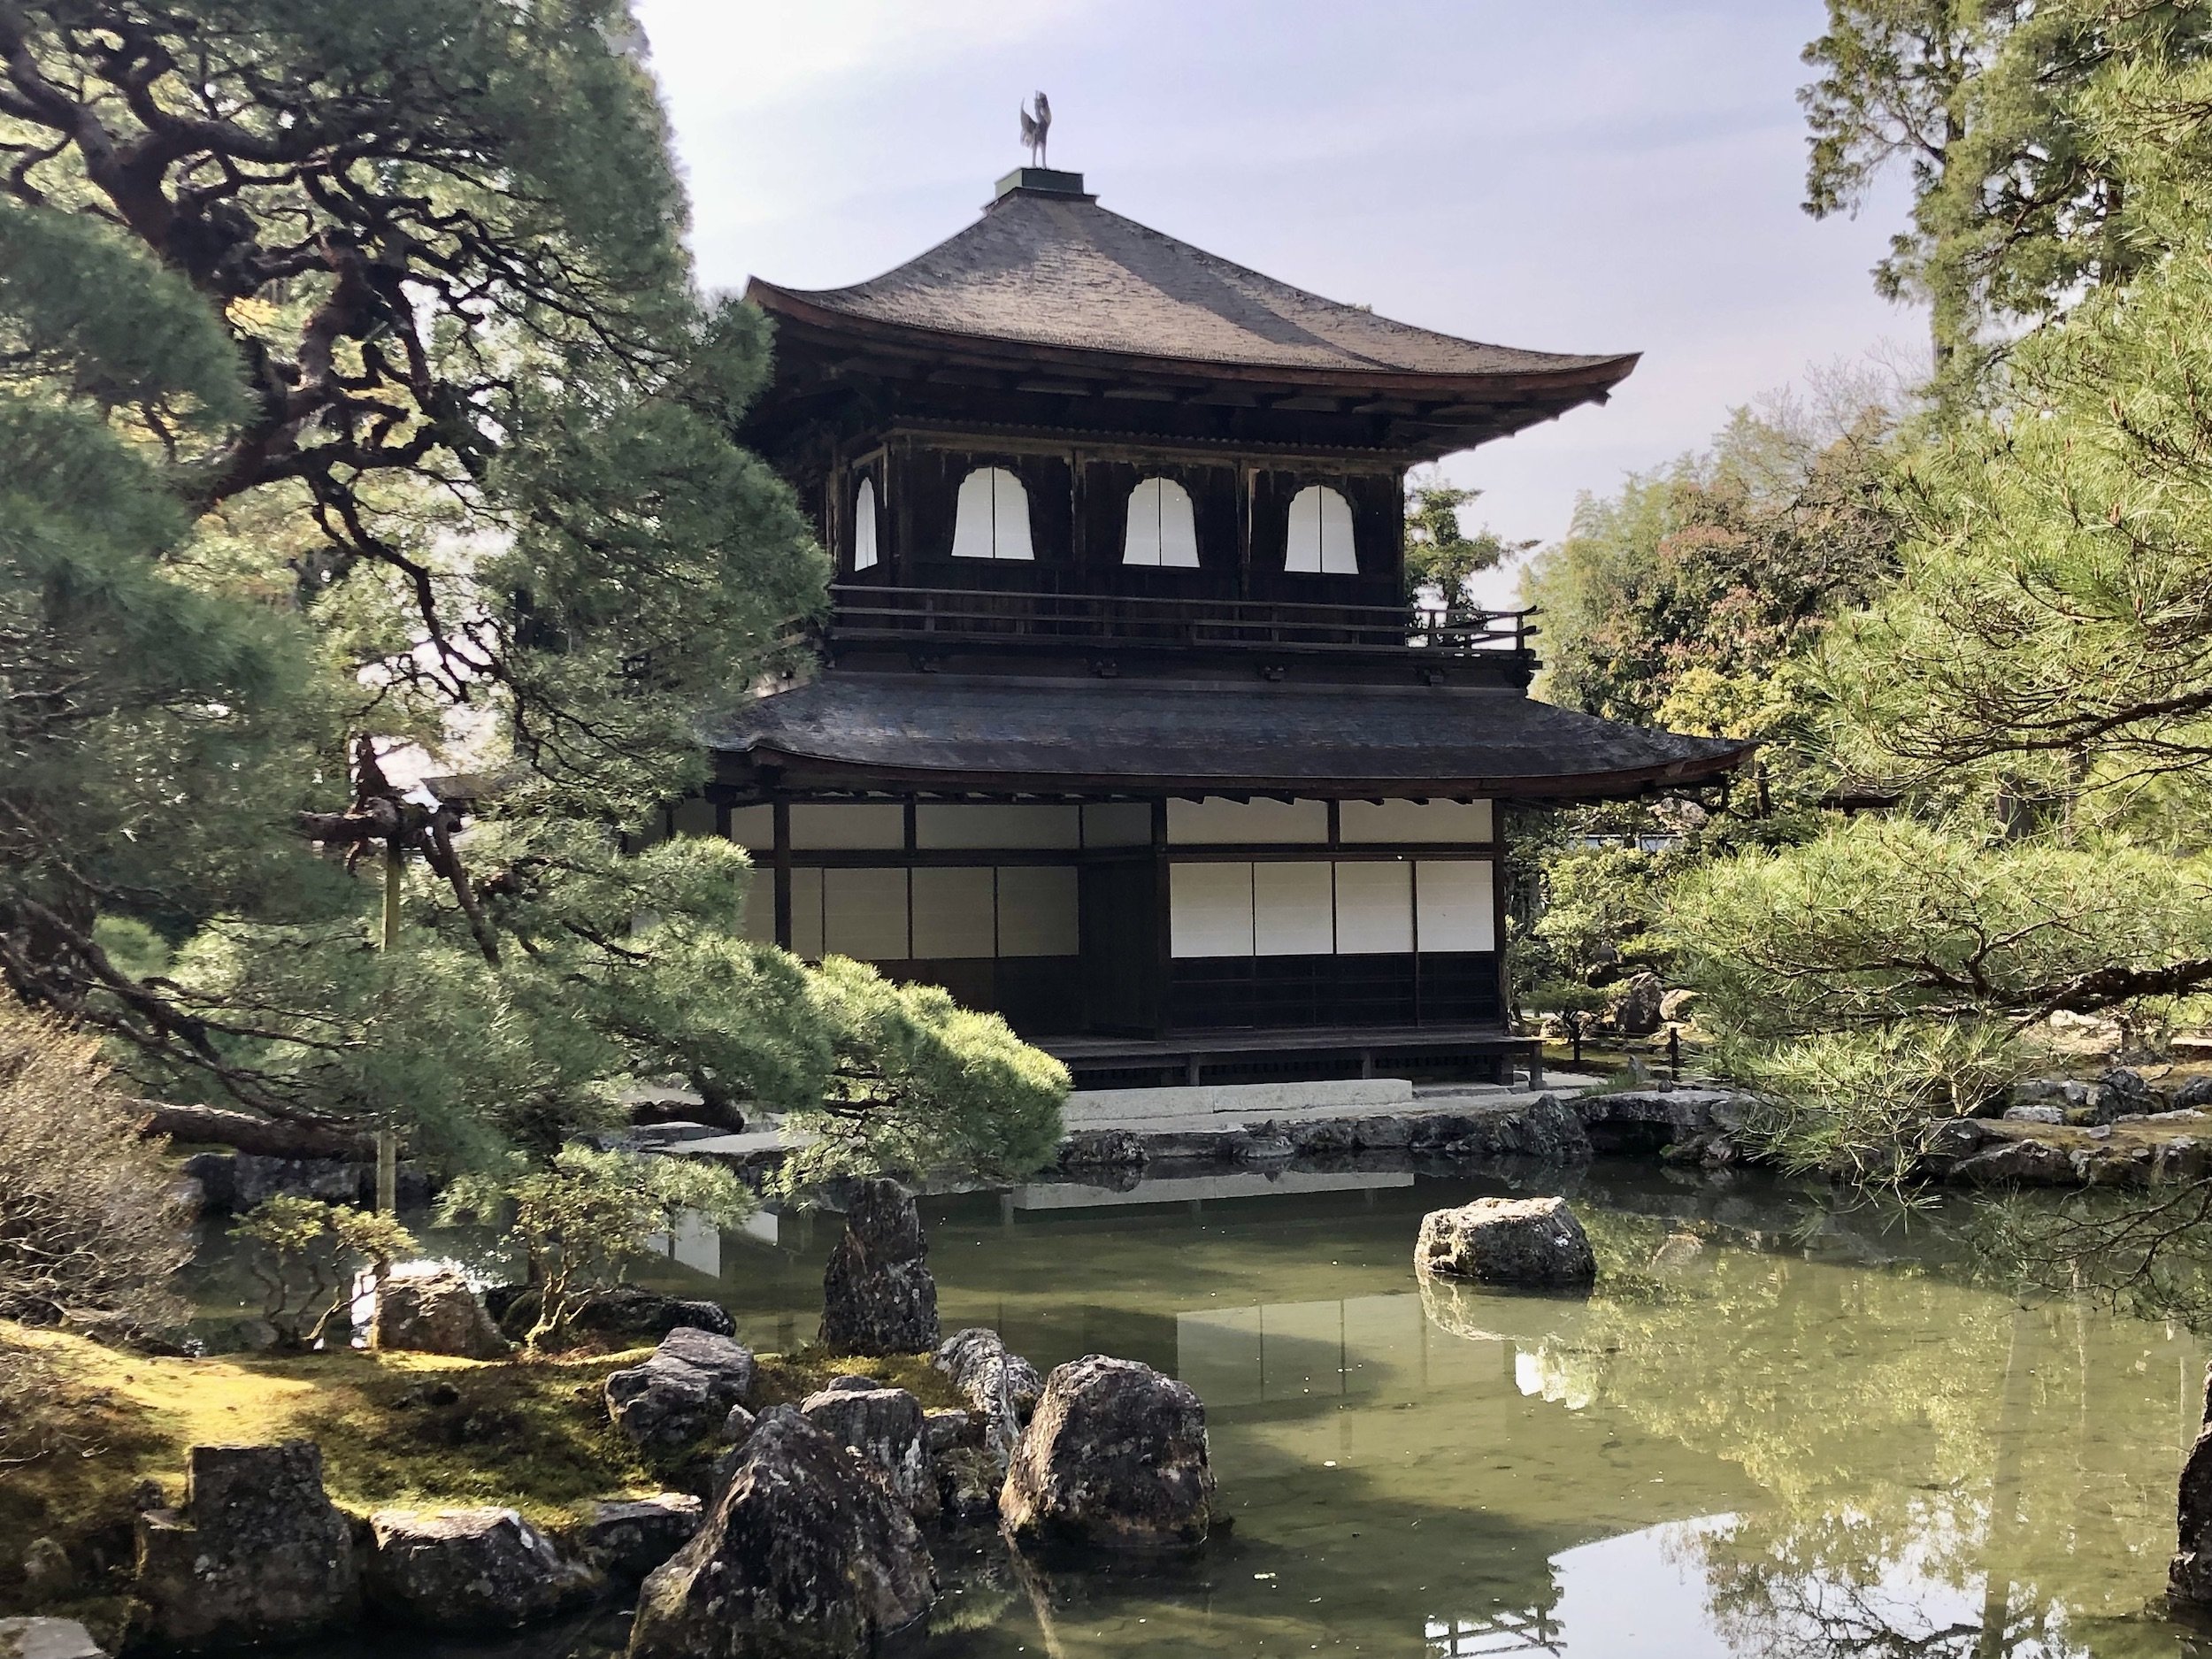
1166, 950, 1498, 1032
1080, 861, 1162, 1034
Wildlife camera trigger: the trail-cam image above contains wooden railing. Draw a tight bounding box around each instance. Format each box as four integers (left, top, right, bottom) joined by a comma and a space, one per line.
826, 586, 1537, 656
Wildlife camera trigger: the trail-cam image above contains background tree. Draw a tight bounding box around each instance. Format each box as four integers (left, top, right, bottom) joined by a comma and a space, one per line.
0, 995, 190, 1334
231, 1194, 415, 1349
1667, 50, 2212, 1170
1801, 0, 2212, 392
439, 1148, 751, 1349
0, 2, 1066, 1175
1523, 388, 1901, 744
1502, 388, 1907, 1040
1402, 474, 1528, 610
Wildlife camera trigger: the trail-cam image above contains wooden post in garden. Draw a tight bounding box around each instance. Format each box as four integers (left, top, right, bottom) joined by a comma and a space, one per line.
376, 836, 402, 1215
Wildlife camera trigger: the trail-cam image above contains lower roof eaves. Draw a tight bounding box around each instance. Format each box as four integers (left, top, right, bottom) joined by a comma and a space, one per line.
703, 672, 1753, 801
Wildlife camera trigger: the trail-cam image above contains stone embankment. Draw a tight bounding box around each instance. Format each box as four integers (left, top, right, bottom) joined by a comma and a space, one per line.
1057, 1079, 1597, 1173
1048, 1071, 2212, 1192
635, 1072, 2212, 1194
1921, 1112, 2212, 1187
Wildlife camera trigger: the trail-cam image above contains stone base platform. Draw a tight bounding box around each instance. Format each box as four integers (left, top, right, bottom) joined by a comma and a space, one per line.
1062, 1074, 1599, 1141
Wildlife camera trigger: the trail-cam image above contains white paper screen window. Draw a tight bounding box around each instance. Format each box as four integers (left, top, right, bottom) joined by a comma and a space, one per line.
949, 466, 1035, 561
726, 804, 773, 850
822, 867, 910, 961
1339, 798, 1494, 844
790, 867, 825, 960
1166, 796, 1329, 844
852, 476, 879, 571
1171, 862, 1255, 957
1284, 485, 1357, 574
1333, 861, 1412, 954
787, 803, 904, 849
995, 866, 1079, 956
1122, 477, 1200, 567
916, 803, 1080, 849
1080, 803, 1154, 847
910, 866, 998, 959
1414, 861, 1494, 951
738, 870, 776, 945
1254, 862, 1335, 956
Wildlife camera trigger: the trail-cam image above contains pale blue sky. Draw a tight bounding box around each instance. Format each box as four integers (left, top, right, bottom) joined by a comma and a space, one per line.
632, 1, 1920, 603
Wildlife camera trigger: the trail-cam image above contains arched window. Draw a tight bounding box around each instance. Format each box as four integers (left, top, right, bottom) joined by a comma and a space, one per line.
852, 476, 879, 572
949, 466, 1034, 561
1122, 477, 1201, 568
1284, 485, 1357, 574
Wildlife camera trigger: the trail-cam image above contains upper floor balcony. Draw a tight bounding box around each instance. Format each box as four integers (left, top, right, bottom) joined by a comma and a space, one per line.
821, 584, 1539, 668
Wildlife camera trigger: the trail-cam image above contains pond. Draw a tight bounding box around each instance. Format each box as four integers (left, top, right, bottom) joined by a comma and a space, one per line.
216, 1160, 2212, 1659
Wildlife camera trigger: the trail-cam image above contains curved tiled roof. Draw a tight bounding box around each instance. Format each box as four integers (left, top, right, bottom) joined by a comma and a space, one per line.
749, 188, 1634, 384
709, 672, 1749, 798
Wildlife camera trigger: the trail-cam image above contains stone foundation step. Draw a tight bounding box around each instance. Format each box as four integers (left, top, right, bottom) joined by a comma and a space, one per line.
1064, 1078, 1416, 1126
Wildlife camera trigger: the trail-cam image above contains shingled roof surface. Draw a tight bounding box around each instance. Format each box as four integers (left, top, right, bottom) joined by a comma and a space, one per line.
748, 188, 1633, 381
709, 673, 1749, 796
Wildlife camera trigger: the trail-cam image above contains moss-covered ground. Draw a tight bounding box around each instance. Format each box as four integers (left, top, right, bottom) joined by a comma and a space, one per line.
0, 1319, 964, 1637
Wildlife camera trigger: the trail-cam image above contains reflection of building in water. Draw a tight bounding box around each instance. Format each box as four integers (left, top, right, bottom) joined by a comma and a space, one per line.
1181, 1289, 1485, 1408
1513, 1344, 1602, 1411
1010, 1166, 1412, 1213
1425, 1609, 1565, 1656
1178, 1286, 1615, 1419
644, 1206, 786, 1279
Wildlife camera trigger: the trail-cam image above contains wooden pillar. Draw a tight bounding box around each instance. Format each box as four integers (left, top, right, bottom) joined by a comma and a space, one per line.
892, 435, 914, 582
1237, 465, 1255, 600
1409, 856, 1423, 1027
1151, 802, 1173, 1039
1070, 446, 1086, 573
772, 799, 793, 949
1493, 803, 1516, 1048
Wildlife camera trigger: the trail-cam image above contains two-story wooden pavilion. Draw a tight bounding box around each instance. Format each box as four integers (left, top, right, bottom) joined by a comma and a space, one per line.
664, 165, 1750, 1087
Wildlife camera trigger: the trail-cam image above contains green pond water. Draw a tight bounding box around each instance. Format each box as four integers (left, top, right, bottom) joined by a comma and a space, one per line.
217, 1161, 2212, 1659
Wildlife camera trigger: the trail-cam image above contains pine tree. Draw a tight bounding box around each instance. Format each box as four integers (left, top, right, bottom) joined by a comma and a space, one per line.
0, 1, 1065, 1170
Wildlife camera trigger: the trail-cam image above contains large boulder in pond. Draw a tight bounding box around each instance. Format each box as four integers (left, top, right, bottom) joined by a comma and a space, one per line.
134, 1441, 360, 1650
604, 1329, 757, 1452
369, 1267, 510, 1359
932, 1326, 1043, 1462
2174, 1371, 2212, 1606
1000, 1355, 1214, 1555
1415, 1196, 1596, 1287
801, 1385, 931, 1513
366, 1508, 595, 1630
820, 1179, 940, 1356
581, 1494, 703, 1582
626, 1408, 935, 1659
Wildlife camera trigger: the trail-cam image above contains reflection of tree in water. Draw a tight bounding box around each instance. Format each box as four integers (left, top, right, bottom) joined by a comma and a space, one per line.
1683, 1504, 2081, 1659
1696, 1540, 2062, 1658
1437, 1209, 2201, 1655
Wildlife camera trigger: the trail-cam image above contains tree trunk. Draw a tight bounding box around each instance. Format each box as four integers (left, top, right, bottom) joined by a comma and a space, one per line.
132, 1100, 373, 1160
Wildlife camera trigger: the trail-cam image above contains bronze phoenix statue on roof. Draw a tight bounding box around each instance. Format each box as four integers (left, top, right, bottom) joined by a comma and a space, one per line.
1020, 91, 1051, 167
